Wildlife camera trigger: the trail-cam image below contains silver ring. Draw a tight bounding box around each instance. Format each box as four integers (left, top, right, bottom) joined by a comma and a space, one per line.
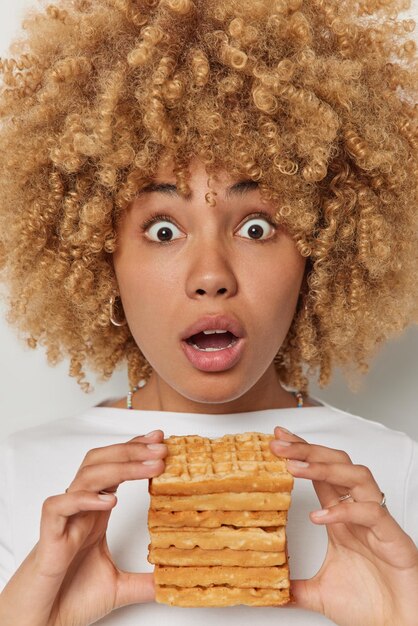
338, 493, 354, 503
338, 491, 387, 507
65, 488, 117, 495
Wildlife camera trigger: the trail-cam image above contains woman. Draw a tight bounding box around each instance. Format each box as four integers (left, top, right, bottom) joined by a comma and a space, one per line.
0, 0, 417, 624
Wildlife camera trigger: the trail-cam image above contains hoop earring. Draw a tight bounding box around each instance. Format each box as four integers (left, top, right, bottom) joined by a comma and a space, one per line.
109, 295, 127, 327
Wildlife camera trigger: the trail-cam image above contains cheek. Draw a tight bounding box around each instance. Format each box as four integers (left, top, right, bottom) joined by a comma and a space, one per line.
244, 249, 305, 309
250, 278, 300, 341
244, 252, 305, 342
120, 268, 162, 307
114, 252, 178, 323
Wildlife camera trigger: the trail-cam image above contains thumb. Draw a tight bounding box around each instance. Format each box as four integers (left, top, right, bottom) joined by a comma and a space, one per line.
290, 578, 322, 614
114, 571, 156, 608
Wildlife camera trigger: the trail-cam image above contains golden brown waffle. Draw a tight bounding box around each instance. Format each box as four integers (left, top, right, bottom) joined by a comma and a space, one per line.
148, 431, 293, 607
150, 491, 291, 511
154, 565, 290, 588
148, 509, 288, 528
150, 433, 292, 495
148, 546, 287, 566
155, 585, 290, 607
149, 525, 285, 551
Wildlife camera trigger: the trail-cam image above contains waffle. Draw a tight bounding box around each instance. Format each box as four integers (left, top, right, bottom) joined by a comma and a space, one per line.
150, 492, 291, 511
154, 565, 290, 588
150, 433, 292, 495
149, 525, 285, 551
148, 546, 288, 566
148, 432, 293, 607
148, 509, 288, 528
155, 586, 290, 607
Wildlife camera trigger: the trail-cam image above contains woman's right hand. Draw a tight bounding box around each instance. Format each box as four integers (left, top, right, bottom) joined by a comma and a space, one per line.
0, 429, 168, 626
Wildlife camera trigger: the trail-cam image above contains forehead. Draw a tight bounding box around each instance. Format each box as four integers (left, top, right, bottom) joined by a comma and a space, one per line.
141, 156, 262, 200
137, 179, 260, 200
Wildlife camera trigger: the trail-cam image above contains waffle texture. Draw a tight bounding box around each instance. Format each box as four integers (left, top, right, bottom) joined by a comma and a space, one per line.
150, 433, 293, 495
148, 432, 293, 607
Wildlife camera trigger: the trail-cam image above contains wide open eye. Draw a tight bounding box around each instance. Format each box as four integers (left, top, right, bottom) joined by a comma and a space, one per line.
237, 215, 276, 241
142, 214, 183, 244
141, 211, 277, 244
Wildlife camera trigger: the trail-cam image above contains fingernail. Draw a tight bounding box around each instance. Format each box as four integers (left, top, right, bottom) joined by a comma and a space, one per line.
273, 440, 292, 447
147, 443, 166, 450
98, 493, 115, 501
287, 460, 309, 468
311, 508, 329, 517
143, 459, 161, 465
144, 430, 159, 438
277, 427, 293, 434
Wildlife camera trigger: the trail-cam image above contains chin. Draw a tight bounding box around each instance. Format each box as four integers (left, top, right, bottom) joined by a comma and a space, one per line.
177, 377, 252, 407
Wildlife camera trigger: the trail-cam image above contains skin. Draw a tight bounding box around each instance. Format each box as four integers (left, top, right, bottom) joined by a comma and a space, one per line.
1, 158, 416, 625
270, 428, 418, 625
111, 156, 319, 412
0, 430, 169, 626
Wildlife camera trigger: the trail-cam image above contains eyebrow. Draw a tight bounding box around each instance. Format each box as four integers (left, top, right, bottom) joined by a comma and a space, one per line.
136, 179, 259, 200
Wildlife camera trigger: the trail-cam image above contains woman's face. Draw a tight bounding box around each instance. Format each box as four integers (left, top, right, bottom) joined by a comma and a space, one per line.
113, 158, 306, 413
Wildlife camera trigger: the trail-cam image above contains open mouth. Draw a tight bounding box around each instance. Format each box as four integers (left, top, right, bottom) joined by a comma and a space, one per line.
181, 329, 245, 372
185, 330, 239, 352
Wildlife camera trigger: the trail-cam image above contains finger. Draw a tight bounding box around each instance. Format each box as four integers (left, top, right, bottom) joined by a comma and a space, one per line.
274, 426, 307, 442
128, 430, 165, 443
68, 458, 165, 494
290, 578, 322, 614
309, 501, 412, 549
271, 432, 349, 510
285, 459, 382, 505
116, 571, 156, 607
82, 434, 167, 467
84, 431, 166, 469
271, 430, 352, 465
40, 490, 118, 540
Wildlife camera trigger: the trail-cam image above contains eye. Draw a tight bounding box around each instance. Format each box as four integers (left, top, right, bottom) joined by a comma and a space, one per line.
141, 213, 183, 244
140, 210, 278, 244
237, 213, 276, 241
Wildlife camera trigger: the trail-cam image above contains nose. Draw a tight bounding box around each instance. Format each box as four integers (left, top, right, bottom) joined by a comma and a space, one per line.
185, 240, 238, 299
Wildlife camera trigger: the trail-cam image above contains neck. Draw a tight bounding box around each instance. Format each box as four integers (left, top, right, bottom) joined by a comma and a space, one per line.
128, 366, 306, 413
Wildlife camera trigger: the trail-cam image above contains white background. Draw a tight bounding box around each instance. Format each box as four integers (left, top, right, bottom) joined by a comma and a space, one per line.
0, 0, 417, 442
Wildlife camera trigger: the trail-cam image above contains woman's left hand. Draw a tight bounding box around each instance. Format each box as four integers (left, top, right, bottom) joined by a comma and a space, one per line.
270, 427, 418, 626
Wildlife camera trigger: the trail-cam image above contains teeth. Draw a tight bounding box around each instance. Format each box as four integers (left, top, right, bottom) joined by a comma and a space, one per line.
202, 329, 228, 335
190, 339, 237, 352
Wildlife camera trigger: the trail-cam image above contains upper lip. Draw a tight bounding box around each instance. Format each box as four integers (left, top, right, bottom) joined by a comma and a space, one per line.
180, 314, 246, 341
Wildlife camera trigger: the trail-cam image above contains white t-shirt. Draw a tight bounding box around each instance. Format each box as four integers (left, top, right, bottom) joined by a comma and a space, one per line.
0, 397, 417, 625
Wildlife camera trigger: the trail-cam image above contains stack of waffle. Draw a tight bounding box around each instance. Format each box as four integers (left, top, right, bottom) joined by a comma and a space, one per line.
148, 432, 294, 607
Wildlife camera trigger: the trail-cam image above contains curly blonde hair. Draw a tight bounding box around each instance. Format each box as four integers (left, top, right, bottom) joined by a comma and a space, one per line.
0, 0, 417, 394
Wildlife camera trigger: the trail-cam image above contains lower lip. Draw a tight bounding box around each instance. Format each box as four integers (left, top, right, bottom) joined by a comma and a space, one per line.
180, 338, 246, 372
